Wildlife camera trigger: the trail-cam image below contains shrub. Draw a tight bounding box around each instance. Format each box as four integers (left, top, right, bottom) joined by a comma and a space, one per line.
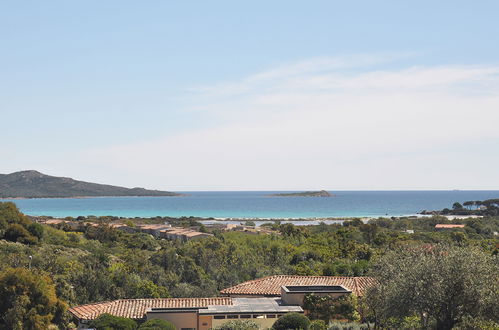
28, 222, 45, 240
90, 313, 137, 330
310, 319, 327, 330
272, 313, 310, 330
4, 224, 38, 244
213, 319, 260, 330
328, 321, 369, 330
139, 318, 176, 330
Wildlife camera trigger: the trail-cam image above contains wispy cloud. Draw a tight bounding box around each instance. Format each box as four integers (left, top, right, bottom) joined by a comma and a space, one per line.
74, 55, 499, 190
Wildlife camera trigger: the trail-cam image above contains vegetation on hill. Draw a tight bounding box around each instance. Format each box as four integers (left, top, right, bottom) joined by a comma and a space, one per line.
0, 170, 180, 198
270, 190, 333, 197
0, 201, 497, 329
421, 198, 499, 217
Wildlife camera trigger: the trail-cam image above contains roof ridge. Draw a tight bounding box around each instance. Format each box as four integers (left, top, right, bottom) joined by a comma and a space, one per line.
70, 300, 114, 308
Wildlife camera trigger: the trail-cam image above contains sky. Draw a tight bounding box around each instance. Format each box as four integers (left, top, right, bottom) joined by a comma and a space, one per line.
1, 1, 499, 191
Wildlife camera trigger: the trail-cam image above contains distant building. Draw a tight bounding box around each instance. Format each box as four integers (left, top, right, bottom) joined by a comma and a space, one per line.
137, 224, 172, 237
435, 224, 465, 230
159, 228, 213, 241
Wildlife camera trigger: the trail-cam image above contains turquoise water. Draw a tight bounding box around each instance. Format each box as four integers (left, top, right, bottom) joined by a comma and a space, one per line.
3, 191, 498, 219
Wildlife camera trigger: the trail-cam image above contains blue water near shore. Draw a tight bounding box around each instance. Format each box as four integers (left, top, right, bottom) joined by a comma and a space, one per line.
3, 191, 498, 219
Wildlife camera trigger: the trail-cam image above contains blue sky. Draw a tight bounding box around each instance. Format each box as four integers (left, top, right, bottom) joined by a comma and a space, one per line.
1, 1, 499, 190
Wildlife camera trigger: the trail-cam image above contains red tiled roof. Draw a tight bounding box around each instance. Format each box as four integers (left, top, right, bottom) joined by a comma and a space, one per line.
220, 275, 376, 297
435, 224, 465, 228
69, 298, 233, 320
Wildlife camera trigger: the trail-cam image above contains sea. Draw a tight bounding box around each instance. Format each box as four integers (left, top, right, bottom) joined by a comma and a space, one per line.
2, 191, 498, 221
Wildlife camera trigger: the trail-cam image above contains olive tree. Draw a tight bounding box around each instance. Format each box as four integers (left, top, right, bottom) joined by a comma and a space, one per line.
366, 245, 499, 329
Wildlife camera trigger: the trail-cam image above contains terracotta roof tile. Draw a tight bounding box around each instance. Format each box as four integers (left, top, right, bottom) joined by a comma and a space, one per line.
69, 298, 233, 320
220, 275, 376, 297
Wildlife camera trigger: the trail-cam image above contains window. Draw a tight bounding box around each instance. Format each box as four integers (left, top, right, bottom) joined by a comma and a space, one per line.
202, 323, 208, 326
253, 315, 264, 319
213, 315, 226, 319
181, 328, 195, 330
267, 315, 276, 318
277, 314, 284, 318
240, 315, 251, 319
227, 315, 238, 319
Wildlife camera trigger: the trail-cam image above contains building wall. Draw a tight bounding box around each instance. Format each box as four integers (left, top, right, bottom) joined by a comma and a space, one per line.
198, 315, 212, 330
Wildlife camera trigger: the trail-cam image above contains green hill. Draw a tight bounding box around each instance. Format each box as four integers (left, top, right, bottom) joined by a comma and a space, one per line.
0, 170, 180, 198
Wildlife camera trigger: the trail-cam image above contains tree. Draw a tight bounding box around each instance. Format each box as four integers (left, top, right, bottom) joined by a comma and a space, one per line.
272, 313, 310, 330
452, 202, 463, 210
463, 201, 474, 210
366, 245, 499, 329
27, 223, 44, 240
213, 319, 260, 330
138, 318, 176, 330
0, 268, 67, 330
89, 313, 137, 330
303, 294, 359, 322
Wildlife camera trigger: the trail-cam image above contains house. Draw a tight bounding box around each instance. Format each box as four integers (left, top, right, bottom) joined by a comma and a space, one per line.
69, 276, 376, 329
69, 297, 302, 329
137, 224, 173, 237
159, 228, 213, 241
220, 275, 376, 298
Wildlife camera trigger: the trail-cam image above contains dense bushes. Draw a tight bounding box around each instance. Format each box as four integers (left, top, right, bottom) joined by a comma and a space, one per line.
90, 313, 137, 330
0, 203, 40, 244
213, 319, 260, 330
138, 318, 176, 330
272, 313, 310, 330
0, 267, 68, 330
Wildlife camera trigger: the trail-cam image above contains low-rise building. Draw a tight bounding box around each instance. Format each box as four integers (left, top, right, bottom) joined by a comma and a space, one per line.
159, 228, 213, 241
435, 224, 465, 230
69, 276, 376, 329
69, 297, 302, 330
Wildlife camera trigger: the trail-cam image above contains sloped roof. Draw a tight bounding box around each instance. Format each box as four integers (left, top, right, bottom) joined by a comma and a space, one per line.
220, 275, 376, 297
69, 298, 233, 320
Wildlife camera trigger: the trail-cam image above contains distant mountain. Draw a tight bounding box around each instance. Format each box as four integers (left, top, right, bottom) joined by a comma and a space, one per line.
0, 170, 181, 198
269, 190, 334, 197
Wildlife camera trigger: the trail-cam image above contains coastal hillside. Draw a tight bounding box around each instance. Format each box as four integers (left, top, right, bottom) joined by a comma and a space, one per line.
0, 170, 180, 198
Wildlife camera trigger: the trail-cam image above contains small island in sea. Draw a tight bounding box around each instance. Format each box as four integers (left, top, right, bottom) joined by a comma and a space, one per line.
269, 190, 334, 197
0, 170, 181, 198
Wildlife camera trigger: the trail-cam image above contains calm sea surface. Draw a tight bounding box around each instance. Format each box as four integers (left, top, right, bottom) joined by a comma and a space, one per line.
2, 191, 499, 219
